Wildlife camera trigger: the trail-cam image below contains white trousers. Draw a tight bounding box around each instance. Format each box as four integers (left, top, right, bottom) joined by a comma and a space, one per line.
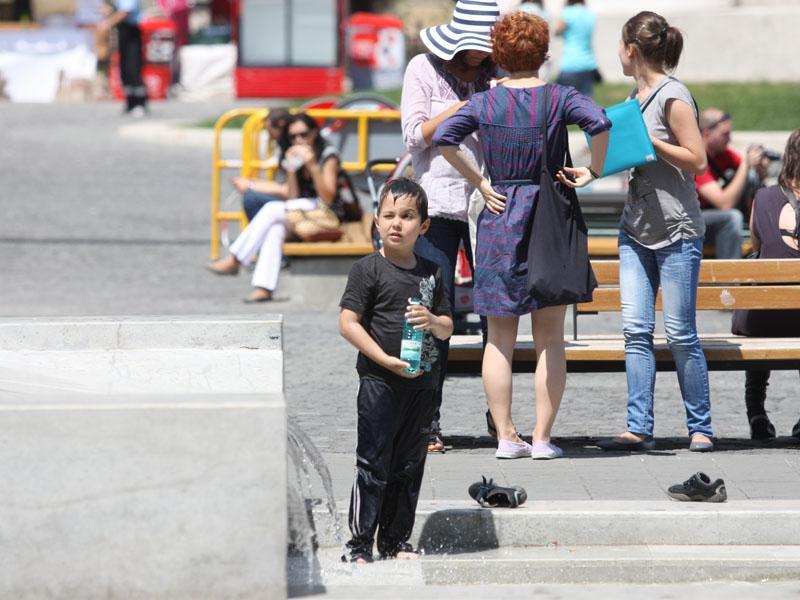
229, 198, 317, 291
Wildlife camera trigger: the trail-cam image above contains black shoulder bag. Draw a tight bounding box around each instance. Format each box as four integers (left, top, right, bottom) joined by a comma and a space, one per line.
526, 84, 597, 307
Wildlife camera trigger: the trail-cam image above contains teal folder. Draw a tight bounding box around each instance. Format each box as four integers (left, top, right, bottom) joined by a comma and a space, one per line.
586, 99, 657, 177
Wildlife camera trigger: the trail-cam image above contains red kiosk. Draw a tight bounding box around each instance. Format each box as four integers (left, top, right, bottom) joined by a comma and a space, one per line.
232, 0, 346, 98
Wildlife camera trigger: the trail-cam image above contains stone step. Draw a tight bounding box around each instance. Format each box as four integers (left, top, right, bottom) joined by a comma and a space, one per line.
291, 545, 800, 587
311, 500, 800, 549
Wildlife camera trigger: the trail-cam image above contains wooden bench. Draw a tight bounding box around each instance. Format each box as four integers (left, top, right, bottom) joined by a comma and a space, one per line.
447, 258, 800, 374
283, 236, 752, 259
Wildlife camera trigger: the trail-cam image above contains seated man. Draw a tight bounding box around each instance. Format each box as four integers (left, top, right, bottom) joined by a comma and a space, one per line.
232, 107, 290, 221
695, 108, 769, 258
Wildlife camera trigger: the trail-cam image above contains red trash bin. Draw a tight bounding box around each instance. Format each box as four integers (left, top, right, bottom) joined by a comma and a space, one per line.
110, 17, 176, 101
344, 12, 405, 91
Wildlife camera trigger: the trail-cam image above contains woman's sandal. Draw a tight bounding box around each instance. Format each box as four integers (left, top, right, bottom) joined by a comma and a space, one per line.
427, 434, 445, 453
205, 259, 239, 276
468, 476, 527, 508
243, 289, 273, 303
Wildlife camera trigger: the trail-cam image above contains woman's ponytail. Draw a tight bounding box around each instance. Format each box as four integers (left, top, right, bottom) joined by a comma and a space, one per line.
662, 26, 683, 71
622, 11, 684, 72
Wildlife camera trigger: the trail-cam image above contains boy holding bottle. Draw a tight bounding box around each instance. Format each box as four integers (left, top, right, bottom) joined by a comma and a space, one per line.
338, 178, 453, 563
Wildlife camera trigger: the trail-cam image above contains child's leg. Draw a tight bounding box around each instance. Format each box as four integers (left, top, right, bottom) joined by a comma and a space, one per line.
345, 378, 403, 560
376, 386, 436, 558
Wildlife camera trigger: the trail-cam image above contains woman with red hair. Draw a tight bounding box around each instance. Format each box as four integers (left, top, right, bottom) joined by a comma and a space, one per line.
435, 12, 610, 460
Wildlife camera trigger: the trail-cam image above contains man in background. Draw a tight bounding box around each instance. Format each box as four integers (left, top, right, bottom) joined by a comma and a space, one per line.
695, 107, 770, 258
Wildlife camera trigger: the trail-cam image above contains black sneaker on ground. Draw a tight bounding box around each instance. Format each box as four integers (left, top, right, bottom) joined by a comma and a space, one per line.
667, 472, 727, 503
468, 476, 527, 508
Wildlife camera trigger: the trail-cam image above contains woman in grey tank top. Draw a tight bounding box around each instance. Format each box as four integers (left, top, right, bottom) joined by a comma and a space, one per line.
597, 12, 714, 453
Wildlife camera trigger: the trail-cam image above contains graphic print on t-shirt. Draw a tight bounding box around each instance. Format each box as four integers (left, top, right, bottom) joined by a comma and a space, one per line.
418, 274, 439, 372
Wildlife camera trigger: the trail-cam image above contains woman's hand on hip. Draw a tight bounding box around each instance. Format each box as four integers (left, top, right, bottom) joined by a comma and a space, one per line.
557, 166, 594, 188
479, 179, 507, 214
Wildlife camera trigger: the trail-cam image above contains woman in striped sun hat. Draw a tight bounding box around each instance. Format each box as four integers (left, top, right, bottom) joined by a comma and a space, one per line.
401, 0, 501, 453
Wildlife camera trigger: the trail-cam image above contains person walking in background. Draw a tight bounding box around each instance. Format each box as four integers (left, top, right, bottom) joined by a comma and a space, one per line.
597, 11, 714, 453
695, 107, 770, 259
339, 178, 453, 563
731, 129, 800, 440
435, 12, 610, 460
554, 0, 599, 98
98, 0, 147, 116
206, 113, 342, 302
401, 0, 500, 453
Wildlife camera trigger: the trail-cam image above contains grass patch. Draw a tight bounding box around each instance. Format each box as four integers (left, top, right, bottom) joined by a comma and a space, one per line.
194, 82, 800, 131
594, 82, 800, 130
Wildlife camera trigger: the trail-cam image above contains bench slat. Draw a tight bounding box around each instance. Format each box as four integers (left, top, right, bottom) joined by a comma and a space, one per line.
578, 285, 800, 312
283, 242, 373, 256
592, 259, 800, 285
449, 333, 800, 364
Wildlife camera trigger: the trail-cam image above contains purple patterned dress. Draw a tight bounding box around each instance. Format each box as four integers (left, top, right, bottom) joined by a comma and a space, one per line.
433, 84, 611, 317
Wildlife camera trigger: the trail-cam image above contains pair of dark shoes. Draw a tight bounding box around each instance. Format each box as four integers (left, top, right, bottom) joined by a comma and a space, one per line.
468, 476, 527, 508
667, 472, 727, 503
749, 414, 800, 440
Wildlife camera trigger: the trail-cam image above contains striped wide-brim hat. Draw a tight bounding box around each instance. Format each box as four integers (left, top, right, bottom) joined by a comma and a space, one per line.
420, 0, 501, 61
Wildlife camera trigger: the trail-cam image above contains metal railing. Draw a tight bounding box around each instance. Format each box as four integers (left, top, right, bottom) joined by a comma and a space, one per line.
210, 107, 401, 259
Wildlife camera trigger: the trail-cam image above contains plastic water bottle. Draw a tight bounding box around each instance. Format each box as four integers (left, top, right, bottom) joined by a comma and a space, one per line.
400, 298, 425, 375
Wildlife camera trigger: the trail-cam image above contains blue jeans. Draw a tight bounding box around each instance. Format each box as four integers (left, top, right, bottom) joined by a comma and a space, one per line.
702, 208, 744, 259
243, 190, 282, 222
618, 231, 713, 438
413, 217, 488, 437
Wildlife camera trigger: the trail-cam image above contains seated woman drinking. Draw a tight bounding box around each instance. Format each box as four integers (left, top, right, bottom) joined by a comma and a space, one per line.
206, 113, 341, 302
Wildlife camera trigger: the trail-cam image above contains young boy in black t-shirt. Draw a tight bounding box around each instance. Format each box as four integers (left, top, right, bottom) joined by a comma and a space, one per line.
339, 178, 453, 563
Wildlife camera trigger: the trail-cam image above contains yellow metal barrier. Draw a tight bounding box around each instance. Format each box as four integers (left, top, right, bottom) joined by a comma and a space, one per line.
210, 107, 401, 259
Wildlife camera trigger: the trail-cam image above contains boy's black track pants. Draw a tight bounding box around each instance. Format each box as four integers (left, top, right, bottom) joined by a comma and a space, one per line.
346, 377, 436, 557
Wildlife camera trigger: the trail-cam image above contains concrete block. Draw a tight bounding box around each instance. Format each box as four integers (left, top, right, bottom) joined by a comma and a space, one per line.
0, 317, 287, 599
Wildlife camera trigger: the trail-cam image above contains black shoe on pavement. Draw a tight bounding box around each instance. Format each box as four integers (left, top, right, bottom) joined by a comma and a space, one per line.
667, 472, 727, 503
749, 414, 776, 440
468, 476, 527, 508
597, 435, 655, 452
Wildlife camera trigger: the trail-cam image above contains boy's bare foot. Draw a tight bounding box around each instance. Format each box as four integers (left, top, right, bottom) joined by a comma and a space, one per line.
341, 549, 374, 564
427, 435, 445, 453
382, 542, 419, 560
205, 255, 239, 275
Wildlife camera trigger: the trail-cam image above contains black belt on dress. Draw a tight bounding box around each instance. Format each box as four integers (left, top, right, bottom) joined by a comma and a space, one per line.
493, 179, 537, 185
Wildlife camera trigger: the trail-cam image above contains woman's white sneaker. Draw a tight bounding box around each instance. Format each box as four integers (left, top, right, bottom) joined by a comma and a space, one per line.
531, 441, 563, 460
495, 439, 533, 459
